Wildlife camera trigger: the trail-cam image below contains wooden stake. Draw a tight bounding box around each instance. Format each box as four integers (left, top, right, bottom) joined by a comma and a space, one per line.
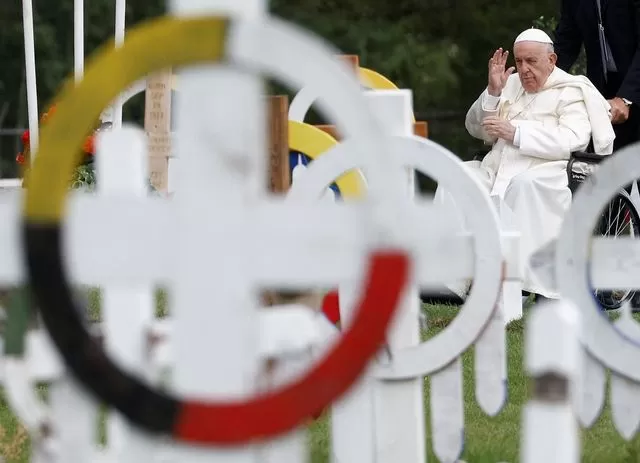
413, 121, 429, 138
267, 95, 290, 193
144, 70, 172, 192
338, 55, 360, 74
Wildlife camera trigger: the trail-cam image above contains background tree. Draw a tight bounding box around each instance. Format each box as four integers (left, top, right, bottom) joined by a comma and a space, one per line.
0, 0, 563, 178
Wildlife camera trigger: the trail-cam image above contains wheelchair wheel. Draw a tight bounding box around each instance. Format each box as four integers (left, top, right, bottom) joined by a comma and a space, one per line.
594, 188, 640, 310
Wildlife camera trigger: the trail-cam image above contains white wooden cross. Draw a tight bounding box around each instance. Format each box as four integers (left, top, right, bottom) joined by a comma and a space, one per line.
288, 104, 510, 461
0, 5, 439, 463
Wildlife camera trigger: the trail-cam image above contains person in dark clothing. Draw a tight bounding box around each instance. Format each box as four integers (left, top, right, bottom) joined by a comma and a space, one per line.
555, 2, 640, 310
554, 0, 640, 149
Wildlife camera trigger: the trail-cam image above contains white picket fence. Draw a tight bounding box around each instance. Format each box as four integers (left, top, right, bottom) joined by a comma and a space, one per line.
3, 0, 640, 462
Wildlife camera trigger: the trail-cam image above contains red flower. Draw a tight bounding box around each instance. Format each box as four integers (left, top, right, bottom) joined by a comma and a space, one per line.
321, 290, 341, 325
82, 135, 95, 155
17, 105, 97, 166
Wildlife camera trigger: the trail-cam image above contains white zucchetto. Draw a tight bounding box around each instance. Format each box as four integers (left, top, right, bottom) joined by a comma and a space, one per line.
514, 28, 554, 45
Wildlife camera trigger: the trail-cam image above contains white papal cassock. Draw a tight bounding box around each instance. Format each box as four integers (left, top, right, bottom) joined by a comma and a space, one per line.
442, 66, 615, 298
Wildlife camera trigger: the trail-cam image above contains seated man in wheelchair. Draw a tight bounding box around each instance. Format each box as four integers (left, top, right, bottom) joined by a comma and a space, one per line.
438, 28, 615, 303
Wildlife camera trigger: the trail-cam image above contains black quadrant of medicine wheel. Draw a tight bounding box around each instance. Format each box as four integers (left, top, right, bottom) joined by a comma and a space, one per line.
24, 225, 179, 431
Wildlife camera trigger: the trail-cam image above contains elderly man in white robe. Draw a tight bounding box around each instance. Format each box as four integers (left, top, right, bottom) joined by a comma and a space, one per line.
434, 28, 615, 303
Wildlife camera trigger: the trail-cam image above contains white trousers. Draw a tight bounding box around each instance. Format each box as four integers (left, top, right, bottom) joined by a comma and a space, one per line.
437, 160, 571, 298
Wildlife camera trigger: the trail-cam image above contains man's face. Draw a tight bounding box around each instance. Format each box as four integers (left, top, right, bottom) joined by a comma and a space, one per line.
513, 41, 557, 92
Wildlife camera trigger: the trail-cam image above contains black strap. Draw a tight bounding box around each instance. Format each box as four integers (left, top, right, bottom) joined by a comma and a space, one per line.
595, 0, 618, 79
595, 0, 603, 21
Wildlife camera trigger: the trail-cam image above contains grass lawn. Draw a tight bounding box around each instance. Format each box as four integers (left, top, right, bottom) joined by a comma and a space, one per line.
1, 303, 640, 462
308, 304, 640, 463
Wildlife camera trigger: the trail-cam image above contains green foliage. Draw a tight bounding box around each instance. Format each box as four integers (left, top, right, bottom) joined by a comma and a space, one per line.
270, 0, 557, 159
70, 164, 96, 191
272, 0, 555, 113
0, 0, 166, 177
0, 0, 566, 170
532, 14, 558, 32
69, 162, 158, 194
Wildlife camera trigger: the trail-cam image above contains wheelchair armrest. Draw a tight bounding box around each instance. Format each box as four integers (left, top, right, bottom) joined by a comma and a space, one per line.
570, 150, 607, 163
567, 151, 606, 193
472, 150, 602, 166
468, 151, 602, 192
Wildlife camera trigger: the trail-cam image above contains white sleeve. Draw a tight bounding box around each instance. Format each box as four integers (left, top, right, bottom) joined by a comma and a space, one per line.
481, 91, 501, 111
465, 88, 501, 143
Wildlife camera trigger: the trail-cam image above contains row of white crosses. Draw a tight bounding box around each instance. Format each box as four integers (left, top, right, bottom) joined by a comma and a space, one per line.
0, 105, 507, 463
10, 2, 364, 462
288, 80, 524, 325
22, 0, 171, 461
289, 95, 511, 462
14, 0, 139, 461
13, 0, 177, 456
5, 2, 511, 461
2, 2, 445, 463
286, 78, 517, 461
4, 2, 640, 463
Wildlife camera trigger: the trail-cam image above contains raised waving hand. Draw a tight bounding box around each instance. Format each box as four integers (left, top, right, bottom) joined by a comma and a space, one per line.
487, 48, 515, 96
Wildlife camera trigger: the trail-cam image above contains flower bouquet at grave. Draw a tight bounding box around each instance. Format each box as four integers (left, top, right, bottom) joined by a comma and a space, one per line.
17, 105, 159, 193
16, 104, 107, 191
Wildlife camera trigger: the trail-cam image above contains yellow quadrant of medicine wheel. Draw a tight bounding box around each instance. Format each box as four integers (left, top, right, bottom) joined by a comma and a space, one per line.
24, 16, 229, 223
286, 68, 416, 199
288, 120, 364, 198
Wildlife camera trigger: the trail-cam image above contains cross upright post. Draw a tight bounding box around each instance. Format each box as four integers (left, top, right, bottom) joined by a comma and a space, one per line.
168, 0, 267, 462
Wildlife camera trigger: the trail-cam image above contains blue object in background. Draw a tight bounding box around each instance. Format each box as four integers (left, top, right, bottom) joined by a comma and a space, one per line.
289, 151, 341, 198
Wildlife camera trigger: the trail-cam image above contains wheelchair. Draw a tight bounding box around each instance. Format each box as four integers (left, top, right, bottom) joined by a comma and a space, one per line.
567, 151, 640, 310
420, 149, 640, 310
471, 149, 640, 310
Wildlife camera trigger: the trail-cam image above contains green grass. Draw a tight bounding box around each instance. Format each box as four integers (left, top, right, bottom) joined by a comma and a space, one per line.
1, 302, 640, 461
308, 304, 640, 463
